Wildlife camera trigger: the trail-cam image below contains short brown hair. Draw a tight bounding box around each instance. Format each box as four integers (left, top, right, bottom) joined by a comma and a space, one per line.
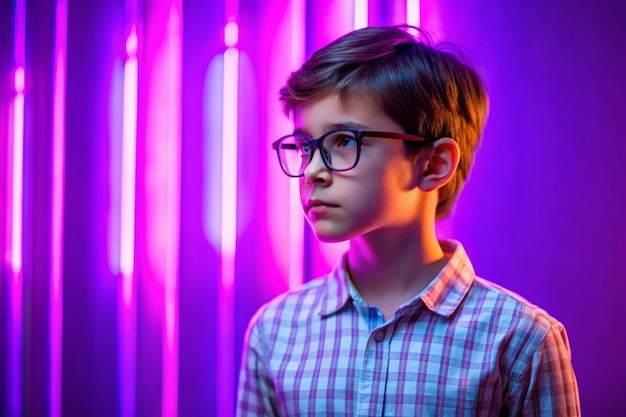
279, 25, 488, 219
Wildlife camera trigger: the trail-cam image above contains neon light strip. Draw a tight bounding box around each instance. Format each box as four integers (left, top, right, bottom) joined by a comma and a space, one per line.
288, 0, 305, 290
161, 6, 182, 417
288, 180, 303, 288
220, 29, 239, 257
406, 0, 420, 27
217, 18, 239, 417
118, 24, 139, 417
8, 0, 26, 413
10, 69, 24, 275
120, 25, 138, 301
8, 66, 25, 417
14, 1, 25, 67
353, 0, 368, 29
51, 0, 68, 416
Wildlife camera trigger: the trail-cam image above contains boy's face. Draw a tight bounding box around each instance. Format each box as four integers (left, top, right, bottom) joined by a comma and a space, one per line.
294, 92, 424, 243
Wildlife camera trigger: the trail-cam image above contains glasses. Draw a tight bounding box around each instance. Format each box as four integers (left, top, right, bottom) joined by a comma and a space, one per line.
271, 129, 427, 177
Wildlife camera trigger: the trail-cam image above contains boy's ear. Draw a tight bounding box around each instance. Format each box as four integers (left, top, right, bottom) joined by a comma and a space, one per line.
416, 137, 460, 192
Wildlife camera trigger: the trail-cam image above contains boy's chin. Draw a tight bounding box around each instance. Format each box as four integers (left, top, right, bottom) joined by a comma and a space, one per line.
310, 226, 353, 243
315, 234, 350, 244
306, 218, 357, 243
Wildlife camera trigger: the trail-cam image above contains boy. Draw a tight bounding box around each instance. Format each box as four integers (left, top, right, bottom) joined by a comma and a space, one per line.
237, 25, 580, 416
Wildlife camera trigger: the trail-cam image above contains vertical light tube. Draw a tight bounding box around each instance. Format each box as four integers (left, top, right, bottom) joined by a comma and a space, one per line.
8, 66, 25, 417
9, 75, 25, 273
8, 1, 26, 414
121, 25, 138, 302
118, 25, 138, 417
288, 0, 305, 290
406, 0, 420, 26
354, 0, 368, 29
9, 3, 25, 274
161, 7, 182, 417
217, 14, 238, 417
51, 0, 68, 416
144, 3, 182, 415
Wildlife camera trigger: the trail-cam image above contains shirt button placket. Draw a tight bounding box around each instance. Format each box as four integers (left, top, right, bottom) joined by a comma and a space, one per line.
374, 330, 385, 342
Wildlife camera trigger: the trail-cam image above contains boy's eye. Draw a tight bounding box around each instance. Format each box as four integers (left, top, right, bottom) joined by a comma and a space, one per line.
297, 145, 311, 158
292, 139, 311, 154
338, 136, 357, 148
327, 132, 358, 148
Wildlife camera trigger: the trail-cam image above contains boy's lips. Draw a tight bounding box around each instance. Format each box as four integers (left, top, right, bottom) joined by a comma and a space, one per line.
304, 199, 340, 213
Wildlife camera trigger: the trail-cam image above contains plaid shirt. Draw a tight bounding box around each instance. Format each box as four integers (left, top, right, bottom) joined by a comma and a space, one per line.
237, 240, 580, 416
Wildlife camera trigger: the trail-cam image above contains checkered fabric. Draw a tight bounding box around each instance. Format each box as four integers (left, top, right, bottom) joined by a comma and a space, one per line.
237, 240, 580, 416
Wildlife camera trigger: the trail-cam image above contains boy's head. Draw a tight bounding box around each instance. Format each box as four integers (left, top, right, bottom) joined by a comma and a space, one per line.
279, 25, 488, 219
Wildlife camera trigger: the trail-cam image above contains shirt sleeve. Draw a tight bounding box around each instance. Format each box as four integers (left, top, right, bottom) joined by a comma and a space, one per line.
236, 311, 281, 417
504, 322, 581, 416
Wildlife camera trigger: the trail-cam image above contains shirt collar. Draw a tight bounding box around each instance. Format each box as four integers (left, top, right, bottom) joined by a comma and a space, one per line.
319, 253, 353, 316
419, 240, 475, 317
319, 240, 475, 318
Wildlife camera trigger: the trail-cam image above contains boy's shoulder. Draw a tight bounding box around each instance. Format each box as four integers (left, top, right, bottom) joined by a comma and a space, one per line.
464, 276, 572, 382
467, 275, 565, 340
433, 240, 563, 334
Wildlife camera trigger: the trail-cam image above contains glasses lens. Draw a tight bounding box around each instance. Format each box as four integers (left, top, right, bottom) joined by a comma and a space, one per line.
277, 136, 310, 176
321, 130, 359, 171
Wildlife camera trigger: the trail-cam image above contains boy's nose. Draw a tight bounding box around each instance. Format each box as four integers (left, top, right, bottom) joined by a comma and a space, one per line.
303, 148, 331, 182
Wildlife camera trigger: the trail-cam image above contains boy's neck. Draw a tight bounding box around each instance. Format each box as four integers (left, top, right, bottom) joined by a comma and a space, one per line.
346, 224, 447, 320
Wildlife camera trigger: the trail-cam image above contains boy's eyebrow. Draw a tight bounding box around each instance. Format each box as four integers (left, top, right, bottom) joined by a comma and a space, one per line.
293, 121, 370, 136
327, 121, 369, 130
292, 127, 310, 136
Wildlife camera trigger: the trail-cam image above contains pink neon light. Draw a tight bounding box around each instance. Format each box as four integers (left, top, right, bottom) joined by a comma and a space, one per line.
8, 67, 25, 417
224, 1, 239, 22
217, 253, 235, 417
406, 0, 421, 26
224, 20, 238, 48
290, 0, 305, 71
126, 26, 138, 56
117, 285, 137, 417
288, 181, 304, 289
120, 25, 138, 294
118, 23, 139, 417
51, 1, 67, 417
119, 25, 139, 417
287, 0, 305, 290
15, 68, 25, 93
9, 1, 26, 414
10, 70, 24, 275
144, 18, 182, 417
162, 7, 181, 417
353, 0, 368, 29
221, 47, 239, 271
9, 268, 23, 415
217, 32, 239, 417
14, 0, 25, 67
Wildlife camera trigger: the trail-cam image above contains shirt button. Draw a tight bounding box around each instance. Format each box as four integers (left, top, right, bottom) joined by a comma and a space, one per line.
374, 331, 385, 342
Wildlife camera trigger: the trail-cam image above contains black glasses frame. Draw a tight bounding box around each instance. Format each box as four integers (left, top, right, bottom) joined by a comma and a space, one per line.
271, 129, 427, 178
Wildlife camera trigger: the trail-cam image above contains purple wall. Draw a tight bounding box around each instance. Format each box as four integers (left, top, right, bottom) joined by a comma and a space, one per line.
1, 0, 625, 416
427, 1, 626, 414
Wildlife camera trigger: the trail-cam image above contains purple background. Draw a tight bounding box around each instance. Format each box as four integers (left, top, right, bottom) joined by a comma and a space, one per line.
1, 0, 625, 415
